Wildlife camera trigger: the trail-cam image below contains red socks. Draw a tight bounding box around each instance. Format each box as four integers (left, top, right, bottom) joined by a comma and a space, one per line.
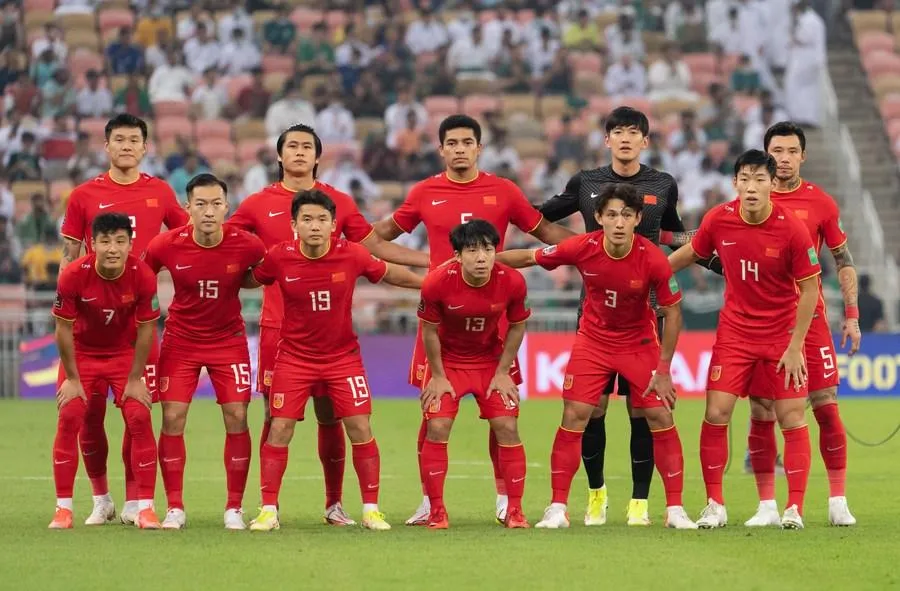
489, 429, 507, 496
420, 439, 448, 510
80, 394, 109, 496
416, 419, 428, 495
783, 424, 811, 514
53, 398, 87, 498
650, 426, 684, 507
351, 438, 380, 504
318, 422, 346, 507
498, 443, 525, 511
550, 427, 583, 505
748, 418, 777, 502
813, 403, 847, 497
260, 443, 289, 506
121, 399, 157, 502
700, 421, 728, 505
225, 431, 251, 510
259, 417, 271, 459
159, 433, 186, 510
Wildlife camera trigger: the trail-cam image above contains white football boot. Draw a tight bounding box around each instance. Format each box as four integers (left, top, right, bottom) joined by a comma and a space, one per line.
744, 500, 781, 527
535, 503, 570, 529
696, 499, 728, 529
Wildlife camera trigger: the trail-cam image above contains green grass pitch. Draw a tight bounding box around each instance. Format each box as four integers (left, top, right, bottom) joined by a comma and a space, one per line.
1, 398, 898, 591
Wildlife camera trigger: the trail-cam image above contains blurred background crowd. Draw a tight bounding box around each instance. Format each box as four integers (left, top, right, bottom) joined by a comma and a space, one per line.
0, 0, 892, 336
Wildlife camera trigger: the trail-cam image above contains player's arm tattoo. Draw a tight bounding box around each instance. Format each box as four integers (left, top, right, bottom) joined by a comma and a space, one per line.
666, 229, 696, 247
662, 230, 723, 275
59, 237, 83, 277
831, 243, 858, 308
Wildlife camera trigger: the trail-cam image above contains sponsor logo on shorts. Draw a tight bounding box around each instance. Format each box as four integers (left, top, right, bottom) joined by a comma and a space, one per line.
159, 377, 169, 393
272, 393, 284, 409
563, 374, 574, 390
710, 365, 722, 382
263, 370, 273, 386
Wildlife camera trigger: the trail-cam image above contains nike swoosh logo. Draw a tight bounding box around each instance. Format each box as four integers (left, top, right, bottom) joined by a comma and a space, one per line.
583, 271, 599, 276
707, 464, 723, 470
632, 459, 652, 464
367, 484, 378, 489
175, 265, 192, 270
721, 241, 736, 246
354, 400, 368, 407
81, 297, 97, 302
268, 211, 285, 217
231, 457, 249, 462
429, 471, 445, 476
237, 387, 250, 393
786, 468, 803, 474
54, 459, 70, 464
511, 477, 525, 483
590, 193, 598, 199
826, 445, 845, 452
83, 450, 97, 456
448, 305, 464, 310
138, 461, 155, 468
162, 458, 182, 463
98, 203, 114, 209
667, 471, 682, 478
824, 371, 836, 379
431, 200, 447, 205
550, 470, 565, 474
748, 449, 764, 455
329, 458, 344, 463
285, 277, 300, 282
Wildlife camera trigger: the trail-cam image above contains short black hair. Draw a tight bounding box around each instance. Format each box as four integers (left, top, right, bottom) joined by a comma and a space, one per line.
763, 121, 807, 152
449, 219, 500, 252
91, 212, 133, 239
291, 189, 336, 220
733, 149, 777, 178
104, 113, 148, 142
277, 123, 323, 179
594, 183, 644, 215
439, 114, 481, 144
604, 106, 650, 136
186, 173, 227, 200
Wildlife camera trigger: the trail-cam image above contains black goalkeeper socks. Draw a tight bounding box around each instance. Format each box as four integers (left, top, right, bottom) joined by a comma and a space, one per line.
630, 416, 654, 499
581, 415, 607, 489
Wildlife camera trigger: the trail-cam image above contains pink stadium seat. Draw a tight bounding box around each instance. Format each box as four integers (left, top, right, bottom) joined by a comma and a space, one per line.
155, 116, 193, 143
325, 10, 348, 29
682, 52, 717, 75
616, 96, 652, 114
858, 31, 896, 54
415, 52, 440, 68
424, 95, 460, 115
706, 140, 730, 164
881, 95, 900, 119
227, 74, 254, 102
49, 180, 74, 204
198, 139, 237, 162
887, 117, 900, 141
290, 8, 324, 31
196, 119, 232, 141
262, 54, 294, 75
78, 117, 109, 138
588, 96, 614, 116
568, 52, 603, 72
478, 10, 497, 24
732, 94, 760, 116
461, 94, 501, 117
691, 72, 723, 94
717, 54, 741, 77
543, 117, 587, 142
516, 9, 535, 24
863, 50, 900, 77
68, 49, 104, 79
237, 140, 267, 164
98, 9, 135, 33
24, 0, 55, 10
152, 100, 190, 118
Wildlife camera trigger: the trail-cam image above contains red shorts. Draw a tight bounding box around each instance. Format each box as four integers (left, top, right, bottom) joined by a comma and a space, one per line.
258, 326, 327, 399
408, 322, 522, 388
562, 337, 664, 409
422, 362, 521, 420
56, 352, 135, 407
158, 335, 251, 405
709, 334, 808, 400
269, 353, 372, 421
804, 315, 840, 393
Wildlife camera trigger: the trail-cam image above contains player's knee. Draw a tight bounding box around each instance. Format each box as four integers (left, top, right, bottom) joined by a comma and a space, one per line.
122, 400, 152, 434
595, 395, 610, 416
268, 419, 295, 445
703, 406, 731, 425
808, 387, 837, 408
222, 404, 248, 433
162, 407, 188, 434
342, 416, 372, 443
749, 397, 776, 420
488, 417, 520, 445
562, 401, 593, 430
643, 408, 673, 431
59, 398, 87, 432
774, 401, 806, 430
425, 418, 452, 443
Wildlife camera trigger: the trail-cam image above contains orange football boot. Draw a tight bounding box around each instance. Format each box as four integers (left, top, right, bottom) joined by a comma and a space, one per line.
136, 508, 162, 529
427, 506, 449, 529
48, 507, 73, 529
504, 506, 530, 529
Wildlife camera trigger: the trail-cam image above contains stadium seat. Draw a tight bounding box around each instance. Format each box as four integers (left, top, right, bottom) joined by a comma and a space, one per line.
573, 71, 604, 97
155, 117, 193, 144
98, 9, 134, 33
652, 98, 699, 118
198, 140, 237, 163
64, 29, 100, 51
226, 74, 254, 102
424, 96, 460, 115
501, 94, 536, 116
871, 73, 900, 100
886, 117, 900, 142
732, 94, 760, 116
543, 116, 588, 143
196, 119, 233, 141
415, 52, 439, 68
864, 51, 900, 78
456, 78, 496, 95
616, 96, 653, 115
237, 140, 268, 165
290, 7, 323, 30
152, 100, 190, 118
23, 0, 55, 10
56, 13, 96, 30
461, 94, 501, 117
41, 137, 76, 161
300, 74, 329, 96
504, 112, 543, 139
568, 52, 603, 72
252, 10, 277, 31
849, 10, 891, 37
517, 9, 535, 24
49, 180, 74, 204
10, 181, 47, 204
355, 117, 386, 140
880, 95, 900, 120
23, 10, 54, 30
683, 53, 717, 75
858, 31, 896, 53
68, 48, 104, 79
376, 181, 406, 203
513, 137, 550, 159
540, 95, 569, 118
262, 54, 294, 75
262, 72, 287, 94
690, 72, 723, 94
234, 119, 267, 141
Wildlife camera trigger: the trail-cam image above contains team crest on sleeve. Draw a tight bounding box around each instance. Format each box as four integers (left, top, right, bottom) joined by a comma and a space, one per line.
272, 392, 284, 409
159, 377, 169, 393
542, 245, 557, 256
563, 374, 574, 390
710, 366, 722, 382
807, 248, 819, 265
668, 277, 680, 294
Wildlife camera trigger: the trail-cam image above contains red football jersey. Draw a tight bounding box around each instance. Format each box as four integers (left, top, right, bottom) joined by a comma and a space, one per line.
228, 181, 375, 329
251, 238, 387, 363
772, 180, 847, 317
418, 261, 530, 368
143, 226, 266, 343
53, 253, 160, 356
391, 172, 544, 269
535, 233, 681, 348
692, 199, 821, 341
61, 172, 189, 256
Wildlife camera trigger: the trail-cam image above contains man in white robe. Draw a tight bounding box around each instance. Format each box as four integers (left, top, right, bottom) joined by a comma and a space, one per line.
785, 1, 827, 127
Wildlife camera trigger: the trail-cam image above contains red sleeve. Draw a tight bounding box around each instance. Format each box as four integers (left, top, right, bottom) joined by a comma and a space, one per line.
355, 244, 388, 283
251, 247, 279, 285
820, 195, 847, 250
505, 269, 531, 324
788, 217, 822, 282
417, 271, 443, 324
161, 182, 189, 229
339, 197, 375, 243
52, 265, 79, 321
134, 262, 161, 324
244, 234, 267, 267
649, 249, 682, 308
60, 187, 86, 243
533, 235, 582, 270
228, 198, 257, 233
391, 181, 423, 233
504, 179, 543, 233
690, 208, 717, 259
142, 234, 166, 274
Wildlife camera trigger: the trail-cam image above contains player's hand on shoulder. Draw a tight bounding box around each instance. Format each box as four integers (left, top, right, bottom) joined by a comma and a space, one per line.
123, 377, 152, 409
421, 375, 455, 412
643, 372, 675, 411
487, 372, 519, 409
56, 378, 86, 409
